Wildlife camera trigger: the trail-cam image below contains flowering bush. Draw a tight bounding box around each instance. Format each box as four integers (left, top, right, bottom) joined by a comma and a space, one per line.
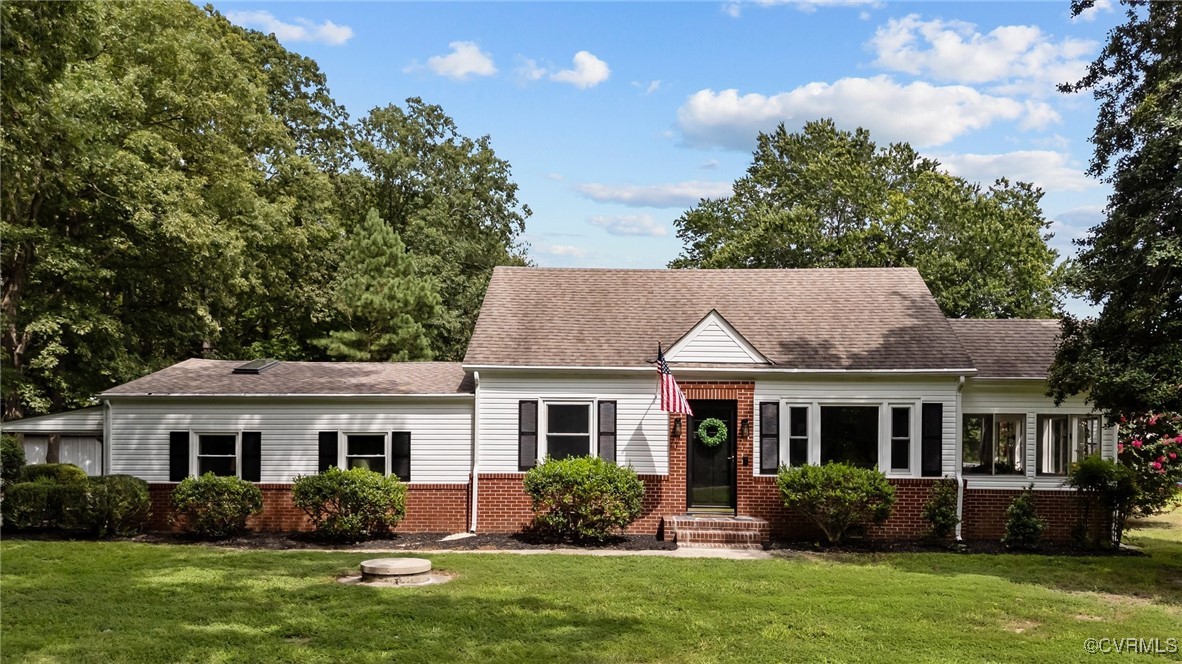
1116, 412, 1182, 517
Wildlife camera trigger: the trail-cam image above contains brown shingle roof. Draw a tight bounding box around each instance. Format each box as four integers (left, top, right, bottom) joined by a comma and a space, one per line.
947, 319, 1060, 379
100, 360, 474, 396
463, 267, 974, 371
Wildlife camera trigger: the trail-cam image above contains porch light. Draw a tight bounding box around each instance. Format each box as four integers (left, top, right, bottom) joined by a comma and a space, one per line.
672, 418, 682, 438
740, 418, 750, 439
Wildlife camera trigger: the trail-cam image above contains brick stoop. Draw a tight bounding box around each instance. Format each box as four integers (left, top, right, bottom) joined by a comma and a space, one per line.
666, 515, 769, 550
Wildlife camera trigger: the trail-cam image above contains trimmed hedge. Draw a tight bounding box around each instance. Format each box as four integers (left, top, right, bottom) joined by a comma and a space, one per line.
23, 463, 88, 484
1, 463, 89, 530
523, 456, 644, 542
170, 473, 263, 539
777, 462, 896, 544
292, 467, 407, 542
1, 434, 25, 487
73, 475, 152, 537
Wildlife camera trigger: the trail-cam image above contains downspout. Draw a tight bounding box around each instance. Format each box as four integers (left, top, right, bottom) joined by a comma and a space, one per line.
955, 375, 965, 542
469, 371, 481, 533
102, 399, 112, 476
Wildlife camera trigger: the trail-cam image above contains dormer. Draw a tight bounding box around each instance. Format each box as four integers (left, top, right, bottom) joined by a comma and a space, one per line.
665, 310, 770, 364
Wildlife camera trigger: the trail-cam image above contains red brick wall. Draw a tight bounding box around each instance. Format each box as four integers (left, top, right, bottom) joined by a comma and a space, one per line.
146, 482, 470, 534
961, 487, 1083, 542
474, 472, 677, 535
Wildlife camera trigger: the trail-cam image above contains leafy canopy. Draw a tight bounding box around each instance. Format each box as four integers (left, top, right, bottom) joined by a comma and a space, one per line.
670, 119, 1065, 319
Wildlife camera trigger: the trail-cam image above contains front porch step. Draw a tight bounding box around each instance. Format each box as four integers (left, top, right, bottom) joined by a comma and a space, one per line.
665, 515, 769, 549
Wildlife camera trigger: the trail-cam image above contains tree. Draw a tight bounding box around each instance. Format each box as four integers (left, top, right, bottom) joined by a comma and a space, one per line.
315, 209, 440, 361
670, 119, 1065, 319
1048, 1, 1182, 418
349, 99, 531, 360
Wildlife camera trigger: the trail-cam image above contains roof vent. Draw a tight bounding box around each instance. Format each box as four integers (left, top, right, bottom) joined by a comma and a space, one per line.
232, 359, 279, 375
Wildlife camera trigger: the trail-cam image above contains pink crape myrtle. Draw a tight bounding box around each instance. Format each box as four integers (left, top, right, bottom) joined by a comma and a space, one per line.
1117, 412, 1182, 516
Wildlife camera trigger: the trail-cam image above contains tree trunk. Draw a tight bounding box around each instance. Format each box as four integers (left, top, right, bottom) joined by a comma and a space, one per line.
46, 432, 61, 464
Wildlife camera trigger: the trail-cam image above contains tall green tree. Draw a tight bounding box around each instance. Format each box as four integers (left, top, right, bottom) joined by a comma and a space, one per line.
0, 1, 340, 417
315, 209, 440, 361
349, 99, 530, 360
670, 119, 1065, 319
1049, 1, 1182, 417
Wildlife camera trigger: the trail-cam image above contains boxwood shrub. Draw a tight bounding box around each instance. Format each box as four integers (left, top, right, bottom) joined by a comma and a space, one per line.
72, 475, 152, 537
523, 456, 644, 543
170, 473, 263, 539
1, 464, 89, 530
292, 467, 407, 542
1, 434, 25, 487
776, 462, 896, 544
921, 477, 960, 542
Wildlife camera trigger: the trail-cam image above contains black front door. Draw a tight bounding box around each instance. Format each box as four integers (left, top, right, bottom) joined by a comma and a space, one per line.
687, 400, 737, 510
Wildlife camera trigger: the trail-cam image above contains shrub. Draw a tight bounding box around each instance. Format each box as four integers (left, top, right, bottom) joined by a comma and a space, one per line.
1067, 454, 1137, 548
1002, 485, 1046, 550
22, 463, 88, 484
523, 456, 644, 542
1, 478, 87, 529
777, 463, 895, 545
170, 473, 263, 539
71, 475, 152, 537
921, 478, 960, 542
1, 434, 25, 487
1115, 412, 1182, 518
291, 467, 407, 542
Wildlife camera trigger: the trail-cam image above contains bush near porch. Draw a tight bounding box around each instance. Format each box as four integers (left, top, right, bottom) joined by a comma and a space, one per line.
523, 456, 644, 542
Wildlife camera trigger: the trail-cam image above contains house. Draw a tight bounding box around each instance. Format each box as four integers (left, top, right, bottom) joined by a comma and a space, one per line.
3, 267, 1113, 543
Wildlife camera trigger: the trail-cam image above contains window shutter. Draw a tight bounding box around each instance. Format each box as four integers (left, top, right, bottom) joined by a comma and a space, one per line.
598, 401, 617, 463
318, 431, 338, 473
169, 431, 190, 481
921, 403, 943, 477
759, 402, 780, 474
241, 432, 262, 482
518, 400, 538, 471
391, 432, 411, 482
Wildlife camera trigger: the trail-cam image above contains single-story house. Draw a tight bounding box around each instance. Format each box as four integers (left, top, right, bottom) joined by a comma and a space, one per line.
4, 267, 1112, 543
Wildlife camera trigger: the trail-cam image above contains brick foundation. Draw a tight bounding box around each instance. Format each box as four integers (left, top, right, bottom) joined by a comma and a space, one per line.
147, 482, 470, 534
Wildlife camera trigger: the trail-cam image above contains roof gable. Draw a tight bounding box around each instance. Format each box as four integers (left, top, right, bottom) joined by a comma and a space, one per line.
665, 310, 769, 364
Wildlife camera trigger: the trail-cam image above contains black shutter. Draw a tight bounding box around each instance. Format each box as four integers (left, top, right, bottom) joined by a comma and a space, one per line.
241, 432, 262, 482
518, 400, 538, 471
391, 432, 411, 482
598, 401, 617, 463
760, 402, 780, 474
921, 403, 943, 477
318, 431, 338, 473
169, 431, 190, 481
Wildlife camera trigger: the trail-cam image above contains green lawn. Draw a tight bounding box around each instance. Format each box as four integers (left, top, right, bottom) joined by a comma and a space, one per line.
2, 515, 1181, 663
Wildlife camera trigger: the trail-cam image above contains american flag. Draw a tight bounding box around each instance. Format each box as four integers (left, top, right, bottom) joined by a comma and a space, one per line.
656, 345, 693, 415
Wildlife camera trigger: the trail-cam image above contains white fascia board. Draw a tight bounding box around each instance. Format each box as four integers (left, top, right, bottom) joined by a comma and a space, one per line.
464, 364, 978, 377
99, 393, 474, 399
664, 309, 770, 364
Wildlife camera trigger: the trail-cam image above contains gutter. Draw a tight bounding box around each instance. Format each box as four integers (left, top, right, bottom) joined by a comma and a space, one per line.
463, 364, 978, 377
102, 399, 112, 476
955, 375, 965, 542
469, 371, 481, 533
96, 392, 474, 399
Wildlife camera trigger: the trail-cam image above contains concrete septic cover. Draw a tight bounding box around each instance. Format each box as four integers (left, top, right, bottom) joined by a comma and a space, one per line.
339, 557, 452, 588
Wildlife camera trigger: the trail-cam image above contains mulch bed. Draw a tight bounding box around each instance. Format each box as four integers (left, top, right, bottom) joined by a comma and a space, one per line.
766, 538, 1142, 556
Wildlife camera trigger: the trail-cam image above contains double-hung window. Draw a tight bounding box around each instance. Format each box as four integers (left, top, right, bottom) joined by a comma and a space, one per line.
889, 406, 912, 472
544, 402, 593, 460
197, 434, 238, 477
787, 406, 809, 467
345, 434, 387, 473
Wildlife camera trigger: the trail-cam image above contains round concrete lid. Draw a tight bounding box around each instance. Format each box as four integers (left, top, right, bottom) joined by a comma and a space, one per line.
360, 558, 432, 576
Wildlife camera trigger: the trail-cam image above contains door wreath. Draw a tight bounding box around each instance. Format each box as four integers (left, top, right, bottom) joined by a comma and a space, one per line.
696, 418, 728, 448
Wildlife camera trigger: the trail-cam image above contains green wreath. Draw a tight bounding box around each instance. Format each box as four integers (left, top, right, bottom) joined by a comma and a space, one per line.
696, 418, 728, 448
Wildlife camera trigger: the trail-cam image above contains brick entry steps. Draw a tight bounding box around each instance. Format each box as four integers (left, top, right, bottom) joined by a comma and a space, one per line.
665, 515, 770, 550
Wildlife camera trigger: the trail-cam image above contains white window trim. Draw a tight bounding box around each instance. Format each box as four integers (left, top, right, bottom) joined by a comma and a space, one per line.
1036, 414, 1103, 477
191, 431, 241, 478
771, 399, 923, 478
886, 403, 916, 475
538, 399, 598, 461
339, 432, 391, 476
961, 410, 1110, 488
779, 402, 811, 470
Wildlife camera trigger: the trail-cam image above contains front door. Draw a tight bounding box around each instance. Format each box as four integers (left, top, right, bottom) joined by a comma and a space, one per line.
687, 400, 737, 511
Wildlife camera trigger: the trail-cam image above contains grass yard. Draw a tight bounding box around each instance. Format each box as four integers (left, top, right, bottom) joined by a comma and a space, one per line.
3, 514, 1181, 663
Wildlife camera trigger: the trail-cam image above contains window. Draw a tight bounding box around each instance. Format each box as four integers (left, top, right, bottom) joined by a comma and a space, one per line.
788, 406, 809, 467
820, 406, 879, 469
545, 403, 592, 460
197, 434, 237, 477
962, 414, 1025, 475
890, 406, 911, 472
346, 434, 386, 473
1038, 415, 1101, 475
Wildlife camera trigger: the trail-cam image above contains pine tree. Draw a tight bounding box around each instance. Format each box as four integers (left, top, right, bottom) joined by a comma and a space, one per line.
315, 209, 441, 361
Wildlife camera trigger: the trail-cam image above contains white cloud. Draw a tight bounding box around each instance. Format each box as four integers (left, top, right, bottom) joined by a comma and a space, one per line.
546, 173, 565, 181
784, 0, 882, 13
535, 244, 588, 258
424, 41, 497, 80
551, 51, 611, 89
515, 57, 547, 82
1073, 0, 1113, 23
574, 181, 733, 208
677, 77, 1046, 150
588, 214, 669, 237
937, 150, 1097, 192
646, 80, 662, 95
224, 10, 353, 45
722, 2, 743, 18
869, 15, 1095, 94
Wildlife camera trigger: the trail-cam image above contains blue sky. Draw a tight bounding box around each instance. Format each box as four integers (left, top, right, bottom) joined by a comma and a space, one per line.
216, 1, 1115, 290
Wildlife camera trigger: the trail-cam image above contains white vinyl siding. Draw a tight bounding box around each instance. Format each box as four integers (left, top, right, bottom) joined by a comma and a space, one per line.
108, 397, 472, 483
1, 407, 103, 434
665, 315, 764, 363
754, 376, 959, 477
476, 372, 667, 474
959, 380, 1115, 489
